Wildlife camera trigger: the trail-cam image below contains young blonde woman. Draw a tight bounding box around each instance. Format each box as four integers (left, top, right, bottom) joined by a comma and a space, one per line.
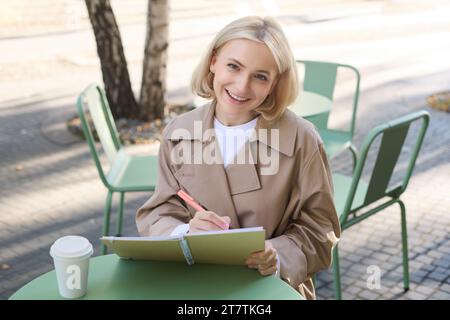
136, 16, 340, 300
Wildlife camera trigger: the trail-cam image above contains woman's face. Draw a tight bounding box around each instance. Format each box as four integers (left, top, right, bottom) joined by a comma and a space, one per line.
210, 38, 279, 126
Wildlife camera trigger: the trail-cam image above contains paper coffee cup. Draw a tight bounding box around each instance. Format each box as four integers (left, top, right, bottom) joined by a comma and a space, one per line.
50, 235, 93, 299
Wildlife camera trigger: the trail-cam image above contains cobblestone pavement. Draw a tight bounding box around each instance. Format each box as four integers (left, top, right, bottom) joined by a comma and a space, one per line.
0, 0, 449, 300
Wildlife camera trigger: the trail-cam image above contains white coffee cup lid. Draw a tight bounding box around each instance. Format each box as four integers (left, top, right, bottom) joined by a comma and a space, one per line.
50, 235, 93, 259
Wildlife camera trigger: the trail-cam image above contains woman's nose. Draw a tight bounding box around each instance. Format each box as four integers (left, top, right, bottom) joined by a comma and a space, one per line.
235, 74, 250, 93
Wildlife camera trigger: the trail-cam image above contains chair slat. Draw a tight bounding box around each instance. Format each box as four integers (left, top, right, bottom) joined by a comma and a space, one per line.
364, 124, 410, 204
84, 87, 119, 163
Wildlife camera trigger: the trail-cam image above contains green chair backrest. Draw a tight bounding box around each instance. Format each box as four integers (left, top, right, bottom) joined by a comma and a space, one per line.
340, 111, 430, 226
76, 84, 122, 187
297, 60, 361, 135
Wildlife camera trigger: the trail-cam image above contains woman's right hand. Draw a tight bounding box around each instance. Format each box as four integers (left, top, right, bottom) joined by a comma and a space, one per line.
188, 211, 231, 233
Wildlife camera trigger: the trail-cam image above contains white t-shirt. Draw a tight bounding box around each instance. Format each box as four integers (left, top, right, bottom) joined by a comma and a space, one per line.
213, 116, 258, 167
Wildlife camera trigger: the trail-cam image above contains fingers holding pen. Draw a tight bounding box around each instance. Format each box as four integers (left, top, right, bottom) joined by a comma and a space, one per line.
189, 211, 231, 233
177, 190, 231, 233
197, 211, 230, 229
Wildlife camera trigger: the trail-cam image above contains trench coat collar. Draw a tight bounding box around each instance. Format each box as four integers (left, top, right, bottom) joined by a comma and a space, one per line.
163, 101, 297, 157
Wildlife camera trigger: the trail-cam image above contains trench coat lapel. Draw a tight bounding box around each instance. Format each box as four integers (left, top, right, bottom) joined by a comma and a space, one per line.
224, 113, 297, 197
224, 139, 261, 196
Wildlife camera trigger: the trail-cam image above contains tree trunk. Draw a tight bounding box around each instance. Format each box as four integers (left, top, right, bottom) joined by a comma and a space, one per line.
139, 0, 169, 121
85, 0, 140, 119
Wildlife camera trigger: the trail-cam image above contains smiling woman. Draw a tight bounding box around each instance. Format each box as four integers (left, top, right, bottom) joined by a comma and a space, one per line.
136, 16, 341, 300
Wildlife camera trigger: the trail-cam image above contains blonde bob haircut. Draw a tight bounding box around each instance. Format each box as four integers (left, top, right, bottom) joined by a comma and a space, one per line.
191, 16, 299, 122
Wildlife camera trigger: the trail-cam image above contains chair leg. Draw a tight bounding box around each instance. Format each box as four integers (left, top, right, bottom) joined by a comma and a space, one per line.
116, 192, 125, 237
101, 191, 113, 255
398, 200, 410, 292
349, 144, 358, 172
332, 245, 342, 300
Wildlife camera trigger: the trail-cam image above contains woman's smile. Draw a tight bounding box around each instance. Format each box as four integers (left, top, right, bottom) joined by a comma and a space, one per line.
225, 89, 251, 104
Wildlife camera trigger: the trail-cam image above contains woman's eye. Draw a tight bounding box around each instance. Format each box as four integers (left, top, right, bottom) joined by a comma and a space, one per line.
227, 63, 239, 71
255, 74, 268, 81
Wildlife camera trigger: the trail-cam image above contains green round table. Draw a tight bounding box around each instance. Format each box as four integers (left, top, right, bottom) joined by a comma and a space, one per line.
290, 91, 332, 129
290, 91, 332, 119
10, 254, 303, 300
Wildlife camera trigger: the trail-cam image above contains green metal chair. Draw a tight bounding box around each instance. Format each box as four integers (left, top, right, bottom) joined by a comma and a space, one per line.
76, 84, 158, 254
296, 60, 361, 168
331, 110, 430, 299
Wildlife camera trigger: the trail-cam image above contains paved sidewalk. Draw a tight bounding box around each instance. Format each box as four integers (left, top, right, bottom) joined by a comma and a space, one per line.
1, 0, 449, 300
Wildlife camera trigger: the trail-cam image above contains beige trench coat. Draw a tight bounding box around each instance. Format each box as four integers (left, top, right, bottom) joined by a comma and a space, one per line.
136, 103, 341, 300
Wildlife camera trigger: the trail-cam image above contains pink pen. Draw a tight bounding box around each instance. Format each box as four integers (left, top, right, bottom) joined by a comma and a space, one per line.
176, 190, 206, 212
177, 190, 230, 229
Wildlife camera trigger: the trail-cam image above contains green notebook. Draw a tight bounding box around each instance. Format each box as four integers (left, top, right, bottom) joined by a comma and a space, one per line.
101, 227, 265, 266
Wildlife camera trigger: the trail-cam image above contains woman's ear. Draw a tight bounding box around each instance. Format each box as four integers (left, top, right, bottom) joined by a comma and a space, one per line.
209, 52, 217, 73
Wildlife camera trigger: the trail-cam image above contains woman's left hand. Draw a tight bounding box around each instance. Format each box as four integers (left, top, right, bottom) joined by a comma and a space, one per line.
245, 240, 278, 276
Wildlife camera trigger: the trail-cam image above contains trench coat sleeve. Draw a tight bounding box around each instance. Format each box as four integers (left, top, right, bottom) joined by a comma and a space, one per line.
269, 142, 341, 291
135, 137, 192, 237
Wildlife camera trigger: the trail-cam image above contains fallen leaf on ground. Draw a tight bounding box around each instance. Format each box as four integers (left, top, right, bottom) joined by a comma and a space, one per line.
1, 264, 11, 270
